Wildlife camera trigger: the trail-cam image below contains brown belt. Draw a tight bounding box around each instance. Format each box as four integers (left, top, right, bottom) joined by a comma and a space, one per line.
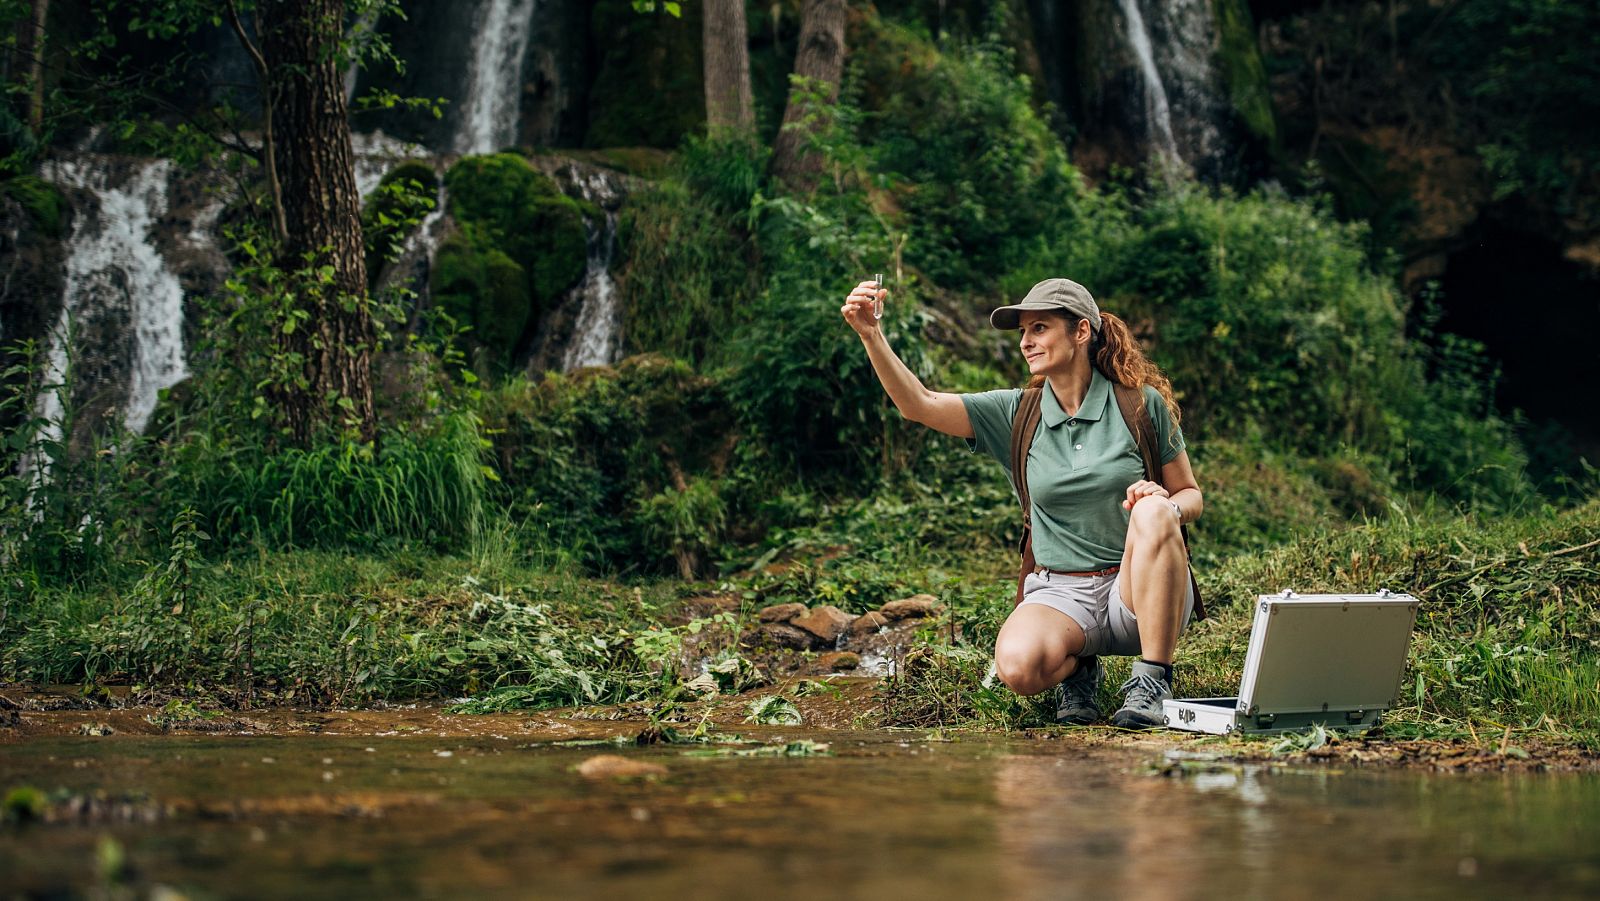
1034, 564, 1121, 578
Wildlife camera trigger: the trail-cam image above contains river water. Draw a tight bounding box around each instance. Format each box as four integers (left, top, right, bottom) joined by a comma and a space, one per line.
3, 717, 1598, 899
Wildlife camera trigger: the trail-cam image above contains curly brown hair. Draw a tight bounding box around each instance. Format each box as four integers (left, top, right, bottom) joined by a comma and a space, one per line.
1024, 311, 1183, 437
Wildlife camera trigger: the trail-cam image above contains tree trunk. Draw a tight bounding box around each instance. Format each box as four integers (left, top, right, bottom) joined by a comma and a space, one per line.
702, 0, 754, 133
770, 0, 847, 192
15, 0, 49, 134
259, 0, 376, 444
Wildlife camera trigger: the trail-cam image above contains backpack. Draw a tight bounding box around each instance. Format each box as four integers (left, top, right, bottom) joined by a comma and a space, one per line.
1008, 382, 1206, 619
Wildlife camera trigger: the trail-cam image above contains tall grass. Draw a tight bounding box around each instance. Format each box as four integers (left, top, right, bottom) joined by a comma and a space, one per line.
178, 410, 490, 550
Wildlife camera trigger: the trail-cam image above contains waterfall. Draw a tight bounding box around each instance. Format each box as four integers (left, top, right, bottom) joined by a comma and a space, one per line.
455, 0, 539, 155
558, 168, 625, 371
1150, 0, 1227, 174
35, 157, 190, 440
1117, 0, 1182, 167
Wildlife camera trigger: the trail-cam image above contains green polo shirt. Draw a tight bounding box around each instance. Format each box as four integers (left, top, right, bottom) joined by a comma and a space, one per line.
960, 370, 1185, 572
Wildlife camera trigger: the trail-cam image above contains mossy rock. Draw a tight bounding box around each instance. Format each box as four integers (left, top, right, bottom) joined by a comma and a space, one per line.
2, 176, 65, 237
362, 161, 440, 285
479, 248, 532, 355
444, 153, 587, 309
1212, 0, 1277, 152
431, 229, 532, 373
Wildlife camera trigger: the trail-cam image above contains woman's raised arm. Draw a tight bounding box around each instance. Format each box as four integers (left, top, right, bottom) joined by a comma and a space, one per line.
842, 281, 974, 439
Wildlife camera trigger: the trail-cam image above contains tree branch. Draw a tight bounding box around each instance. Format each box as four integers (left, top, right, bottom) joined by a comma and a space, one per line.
226, 0, 289, 244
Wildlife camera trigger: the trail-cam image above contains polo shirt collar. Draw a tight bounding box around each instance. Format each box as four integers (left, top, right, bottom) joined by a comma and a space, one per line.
1041, 369, 1110, 428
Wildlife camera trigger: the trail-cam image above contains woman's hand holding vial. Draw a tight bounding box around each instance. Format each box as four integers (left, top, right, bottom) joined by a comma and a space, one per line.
841, 274, 886, 338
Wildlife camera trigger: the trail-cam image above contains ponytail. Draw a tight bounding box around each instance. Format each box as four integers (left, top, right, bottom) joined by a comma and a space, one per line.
1022, 311, 1183, 435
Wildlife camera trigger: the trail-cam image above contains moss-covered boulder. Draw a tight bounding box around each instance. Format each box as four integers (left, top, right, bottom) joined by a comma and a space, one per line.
432, 154, 588, 373
432, 228, 533, 372
1, 176, 65, 238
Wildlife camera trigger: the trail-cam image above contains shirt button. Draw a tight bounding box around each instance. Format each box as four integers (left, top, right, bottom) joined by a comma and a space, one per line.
1074, 444, 1083, 450
1068, 419, 1076, 426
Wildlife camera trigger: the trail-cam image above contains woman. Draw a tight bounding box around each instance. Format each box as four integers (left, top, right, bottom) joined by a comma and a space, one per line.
841, 277, 1202, 728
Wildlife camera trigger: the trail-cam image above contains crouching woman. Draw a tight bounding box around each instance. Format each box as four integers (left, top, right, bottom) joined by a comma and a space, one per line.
841, 278, 1203, 727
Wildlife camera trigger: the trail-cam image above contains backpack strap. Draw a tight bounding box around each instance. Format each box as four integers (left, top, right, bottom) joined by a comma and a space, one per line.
1009, 388, 1044, 606
1111, 383, 1206, 621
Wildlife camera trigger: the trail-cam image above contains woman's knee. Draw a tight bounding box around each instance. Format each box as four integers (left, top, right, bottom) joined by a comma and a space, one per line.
1128, 496, 1183, 545
994, 640, 1055, 696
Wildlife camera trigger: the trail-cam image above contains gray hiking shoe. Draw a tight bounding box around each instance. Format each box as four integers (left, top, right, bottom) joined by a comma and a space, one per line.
1055, 656, 1103, 725
1110, 661, 1172, 730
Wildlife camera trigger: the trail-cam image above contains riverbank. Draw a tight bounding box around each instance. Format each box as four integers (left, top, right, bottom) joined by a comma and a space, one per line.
5, 678, 1597, 775
4, 499, 1596, 754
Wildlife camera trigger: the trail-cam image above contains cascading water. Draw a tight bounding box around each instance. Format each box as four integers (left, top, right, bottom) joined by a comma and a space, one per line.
1110, 0, 1229, 177
351, 130, 434, 200
1148, 0, 1227, 173
1117, 0, 1181, 167
455, 0, 539, 155
557, 167, 626, 371
35, 157, 190, 440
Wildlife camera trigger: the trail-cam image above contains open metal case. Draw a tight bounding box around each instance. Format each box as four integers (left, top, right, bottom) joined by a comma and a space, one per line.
1164, 590, 1420, 735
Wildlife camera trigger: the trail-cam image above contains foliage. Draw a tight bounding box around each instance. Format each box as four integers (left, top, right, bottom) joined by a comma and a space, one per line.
362, 161, 438, 286
850, 16, 1081, 289
1426, 0, 1600, 212
0, 337, 153, 581
745, 694, 803, 725
586, 0, 703, 148
480, 355, 734, 573
1212, 0, 1277, 150
0, 550, 673, 707
169, 409, 490, 551
616, 169, 758, 365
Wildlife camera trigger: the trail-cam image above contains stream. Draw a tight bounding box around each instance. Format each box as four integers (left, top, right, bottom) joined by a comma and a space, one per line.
4, 706, 1599, 899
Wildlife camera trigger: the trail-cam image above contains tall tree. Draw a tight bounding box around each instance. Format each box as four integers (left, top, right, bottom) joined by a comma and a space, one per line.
770, 0, 847, 191
702, 0, 753, 132
21, 0, 47, 133
255, 0, 376, 443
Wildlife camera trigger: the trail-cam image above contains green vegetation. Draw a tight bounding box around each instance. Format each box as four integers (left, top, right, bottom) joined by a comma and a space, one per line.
1212, 0, 1277, 151
1, 175, 65, 236
2, 5, 1592, 756
362, 161, 438, 287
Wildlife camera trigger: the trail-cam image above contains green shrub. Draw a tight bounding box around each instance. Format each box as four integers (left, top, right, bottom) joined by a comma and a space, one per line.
616, 138, 761, 365
850, 17, 1082, 289
482, 355, 734, 572
362, 161, 438, 285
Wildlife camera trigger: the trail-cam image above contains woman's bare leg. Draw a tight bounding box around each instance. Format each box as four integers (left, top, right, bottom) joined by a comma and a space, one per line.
1118, 496, 1188, 664
993, 604, 1088, 696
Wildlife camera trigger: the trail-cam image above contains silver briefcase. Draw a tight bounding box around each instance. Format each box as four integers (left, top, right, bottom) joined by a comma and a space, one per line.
1164, 590, 1420, 735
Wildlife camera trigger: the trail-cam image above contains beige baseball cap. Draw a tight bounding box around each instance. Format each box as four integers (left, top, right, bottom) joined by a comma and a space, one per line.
989, 278, 1101, 331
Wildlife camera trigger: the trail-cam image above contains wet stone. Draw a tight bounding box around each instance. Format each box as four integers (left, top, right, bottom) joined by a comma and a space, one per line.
576, 755, 667, 781
850, 611, 889, 635
757, 603, 807, 624
879, 595, 942, 620
792, 605, 855, 643
754, 622, 824, 651
817, 651, 861, 672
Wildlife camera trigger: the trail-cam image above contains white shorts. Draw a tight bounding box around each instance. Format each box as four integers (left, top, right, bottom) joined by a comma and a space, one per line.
1017, 568, 1195, 658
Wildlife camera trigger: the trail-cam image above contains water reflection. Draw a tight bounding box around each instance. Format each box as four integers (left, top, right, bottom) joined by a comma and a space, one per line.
3, 732, 1599, 899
